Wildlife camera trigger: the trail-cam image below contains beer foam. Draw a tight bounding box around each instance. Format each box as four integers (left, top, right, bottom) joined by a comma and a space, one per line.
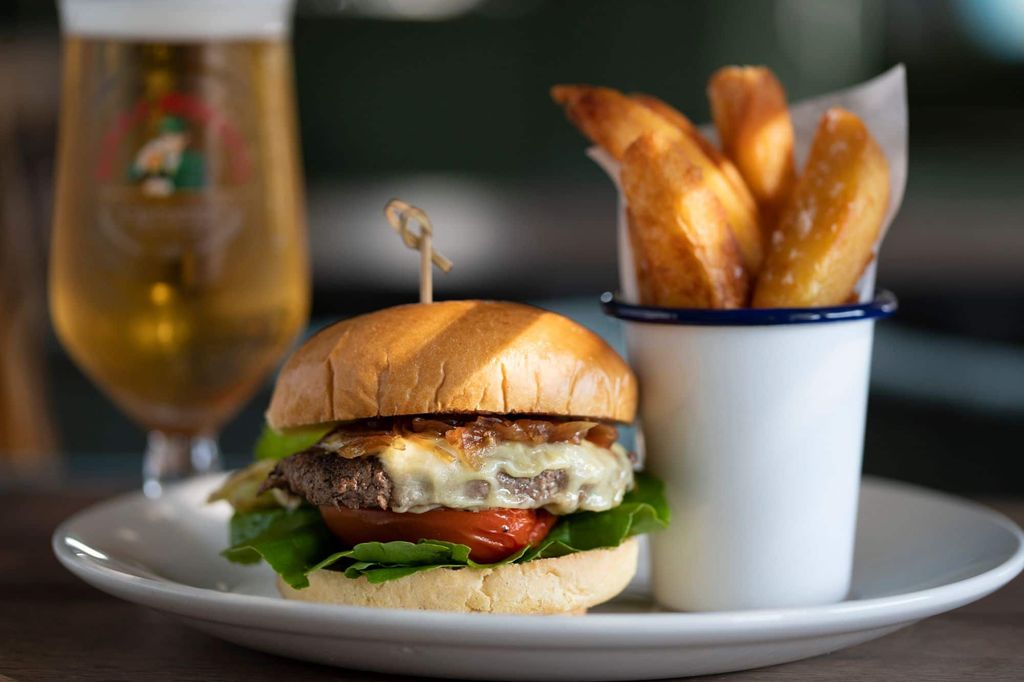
60, 0, 293, 40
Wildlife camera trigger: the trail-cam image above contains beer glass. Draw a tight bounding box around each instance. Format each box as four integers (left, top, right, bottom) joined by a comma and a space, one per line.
51, 0, 309, 496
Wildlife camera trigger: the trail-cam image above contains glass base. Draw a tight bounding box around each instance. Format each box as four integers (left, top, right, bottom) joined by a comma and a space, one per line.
143, 431, 222, 498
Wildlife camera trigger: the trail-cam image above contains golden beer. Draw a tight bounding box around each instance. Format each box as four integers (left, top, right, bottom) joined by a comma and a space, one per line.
51, 1, 308, 482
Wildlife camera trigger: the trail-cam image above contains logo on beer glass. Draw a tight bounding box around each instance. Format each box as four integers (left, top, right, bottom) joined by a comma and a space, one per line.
96, 91, 251, 190
129, 114, 203, 197
94, 91, 253, 268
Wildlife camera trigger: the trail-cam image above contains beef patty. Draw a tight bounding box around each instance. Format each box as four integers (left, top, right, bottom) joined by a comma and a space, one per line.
261, 446, 570, 512
261, 447, 393, 510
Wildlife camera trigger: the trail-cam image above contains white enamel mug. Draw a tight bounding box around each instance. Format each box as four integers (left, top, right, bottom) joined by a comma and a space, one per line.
603, 292, 898, 612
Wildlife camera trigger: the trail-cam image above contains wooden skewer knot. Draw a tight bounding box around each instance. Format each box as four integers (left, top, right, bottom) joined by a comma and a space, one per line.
384, 198, 452, 304
384, 199, 453, 273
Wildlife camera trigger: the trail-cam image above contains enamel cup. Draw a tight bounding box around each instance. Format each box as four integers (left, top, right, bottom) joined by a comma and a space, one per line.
603, 292, 897, 611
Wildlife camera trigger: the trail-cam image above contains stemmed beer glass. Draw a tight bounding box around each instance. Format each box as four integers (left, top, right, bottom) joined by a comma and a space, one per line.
50, 0, 309, 495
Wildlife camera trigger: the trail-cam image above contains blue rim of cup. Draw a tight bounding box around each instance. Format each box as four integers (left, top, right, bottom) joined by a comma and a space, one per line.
601, 290, 898, 326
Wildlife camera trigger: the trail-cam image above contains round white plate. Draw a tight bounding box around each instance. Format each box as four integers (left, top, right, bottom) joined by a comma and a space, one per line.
54, 474, 1023, 680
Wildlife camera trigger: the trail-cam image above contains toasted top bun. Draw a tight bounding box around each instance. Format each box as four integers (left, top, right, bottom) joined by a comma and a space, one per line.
277, 539, 639, 614
266, 300, 636, 429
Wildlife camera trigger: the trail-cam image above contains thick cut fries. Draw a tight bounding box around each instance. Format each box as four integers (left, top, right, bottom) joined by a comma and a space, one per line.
631, 93, 757, 223
621, 133, 749, 309
551, 84, 679, 159
552, 84, 764, 273
753, 108, 890, 308
708, 66, 796, 221
630, 93, 720, 160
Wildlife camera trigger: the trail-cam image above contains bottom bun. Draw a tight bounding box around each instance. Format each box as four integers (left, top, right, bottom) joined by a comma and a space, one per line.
277, 538, 639, 614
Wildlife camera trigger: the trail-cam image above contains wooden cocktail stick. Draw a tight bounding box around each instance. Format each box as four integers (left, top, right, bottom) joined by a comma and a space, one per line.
384, 199, 453, 304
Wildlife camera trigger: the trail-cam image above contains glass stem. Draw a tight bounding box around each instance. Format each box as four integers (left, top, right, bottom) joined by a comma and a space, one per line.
143, 431, 221, 498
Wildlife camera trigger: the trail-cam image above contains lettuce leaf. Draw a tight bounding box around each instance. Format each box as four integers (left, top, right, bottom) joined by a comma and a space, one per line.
254, 423, 334, 461
223, 506, 334, 584
523, 471, 669, 560
223, 472, 669, 588
311, 541, 530, 584
207, 460, 280, 513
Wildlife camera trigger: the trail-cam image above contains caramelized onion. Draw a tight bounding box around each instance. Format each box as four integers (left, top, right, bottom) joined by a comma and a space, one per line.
583, 423, 619, 449
322, 433, 398, 459
410, 417, 458, 436
318, 415, 619, 461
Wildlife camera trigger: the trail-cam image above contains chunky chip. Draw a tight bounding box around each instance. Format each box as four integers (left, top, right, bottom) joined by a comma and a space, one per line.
631, 92, 761, 240
552, 84, 763, 273
620, 133, 749, 309
629, 93, 721, 161
708, 66, 797, 222
753, 108, 890, 308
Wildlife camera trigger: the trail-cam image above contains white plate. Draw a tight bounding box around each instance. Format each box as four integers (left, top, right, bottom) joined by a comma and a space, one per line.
53, 474, 1023, 681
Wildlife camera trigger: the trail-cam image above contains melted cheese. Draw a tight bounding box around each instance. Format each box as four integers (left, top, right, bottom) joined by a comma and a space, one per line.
377, 437, 634, 514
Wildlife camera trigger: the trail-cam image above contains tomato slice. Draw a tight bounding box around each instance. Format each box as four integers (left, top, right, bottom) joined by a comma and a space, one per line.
319, 506, 557, 563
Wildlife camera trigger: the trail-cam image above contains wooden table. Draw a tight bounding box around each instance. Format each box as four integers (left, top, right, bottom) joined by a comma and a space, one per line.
2, 487, 1022, 681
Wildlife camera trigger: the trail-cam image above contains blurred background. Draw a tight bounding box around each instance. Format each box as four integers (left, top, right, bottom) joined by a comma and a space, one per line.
1, 0, 1021, 493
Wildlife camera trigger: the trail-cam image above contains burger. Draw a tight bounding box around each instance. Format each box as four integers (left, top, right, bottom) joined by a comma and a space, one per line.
211, 300, 668, 614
